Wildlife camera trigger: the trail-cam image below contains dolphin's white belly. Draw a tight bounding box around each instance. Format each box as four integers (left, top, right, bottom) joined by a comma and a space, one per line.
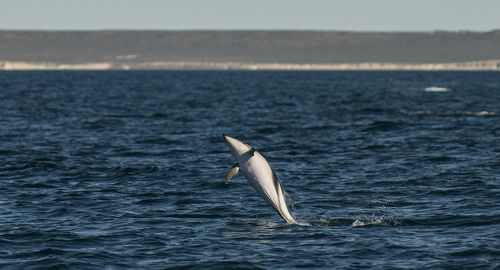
241, 153, 279, 207
239, 152, 297, 223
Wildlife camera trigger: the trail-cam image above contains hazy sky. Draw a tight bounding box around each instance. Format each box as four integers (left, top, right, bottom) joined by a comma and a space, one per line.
1, 0, 499, 31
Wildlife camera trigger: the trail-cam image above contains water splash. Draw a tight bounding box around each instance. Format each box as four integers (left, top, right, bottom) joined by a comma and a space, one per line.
312, 216, 403, 227
352, 216, 401, 227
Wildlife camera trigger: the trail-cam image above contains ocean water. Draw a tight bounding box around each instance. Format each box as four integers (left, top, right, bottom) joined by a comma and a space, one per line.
0, 71, 499, 269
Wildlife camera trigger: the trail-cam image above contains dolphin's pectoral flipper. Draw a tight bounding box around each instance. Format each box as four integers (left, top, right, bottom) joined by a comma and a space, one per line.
225, 163, 240, 184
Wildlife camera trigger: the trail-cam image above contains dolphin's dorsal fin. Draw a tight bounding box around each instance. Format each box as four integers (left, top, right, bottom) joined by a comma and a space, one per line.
225, 163, 240, 184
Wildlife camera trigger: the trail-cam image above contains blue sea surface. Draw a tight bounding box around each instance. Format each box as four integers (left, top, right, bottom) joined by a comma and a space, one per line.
0, 71, 499, 269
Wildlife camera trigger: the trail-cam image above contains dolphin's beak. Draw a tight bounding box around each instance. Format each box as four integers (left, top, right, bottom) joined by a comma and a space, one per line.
223, 134, 251, 158
222, 133, 235, 144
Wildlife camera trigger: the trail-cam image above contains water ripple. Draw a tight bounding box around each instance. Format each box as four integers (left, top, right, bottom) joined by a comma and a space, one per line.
0, 71, 499, 269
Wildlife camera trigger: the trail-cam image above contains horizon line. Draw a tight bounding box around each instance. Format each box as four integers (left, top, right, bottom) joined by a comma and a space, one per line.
1, 28, 500, 33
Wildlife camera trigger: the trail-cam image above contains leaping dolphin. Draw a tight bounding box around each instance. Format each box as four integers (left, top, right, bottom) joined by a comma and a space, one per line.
223, 134, 299, 224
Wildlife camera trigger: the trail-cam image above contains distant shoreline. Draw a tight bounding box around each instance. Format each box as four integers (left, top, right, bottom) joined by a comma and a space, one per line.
1, 60, 499, 71
2, 30, 500, 68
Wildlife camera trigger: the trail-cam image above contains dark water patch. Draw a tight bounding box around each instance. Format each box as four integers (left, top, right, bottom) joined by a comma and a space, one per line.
81, 118, 125, 130
108, 113, 150, 119
425, 155, 461, 162
406, 214, 500, 227
17, 181, 57, 189
22, 160, 58, 170
362, 120, 406, 132
357, 107, 398, 115
0, 149, 17, 155
11, 247, 69, 259
120, 151, 165, 157
134, 137, 180, 145
176, 261, 266, 270
150, 112, 168, 118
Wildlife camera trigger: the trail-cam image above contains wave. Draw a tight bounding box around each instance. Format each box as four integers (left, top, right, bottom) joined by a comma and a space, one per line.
400, 109, 497, 116
424, 86, 450, 92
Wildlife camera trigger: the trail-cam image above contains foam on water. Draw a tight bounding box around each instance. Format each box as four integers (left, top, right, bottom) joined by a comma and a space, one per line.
424, 86, 450, 92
